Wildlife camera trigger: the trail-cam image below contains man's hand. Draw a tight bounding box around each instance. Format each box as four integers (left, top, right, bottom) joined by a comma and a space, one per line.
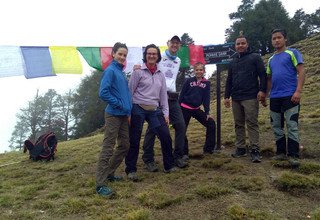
224, 98, 231, 108
127, 116, 131, 126
257, 91, 267, 107
260, 99, 268, 107
257, 91, 266, 102
206, 115, 212, 121
165, 116, 170, 126
291, 91, 301, 104
133, 64, 141, 71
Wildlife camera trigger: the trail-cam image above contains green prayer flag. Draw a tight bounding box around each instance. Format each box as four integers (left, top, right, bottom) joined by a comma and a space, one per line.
176, 46, 190, 68
77, 47, 102, 71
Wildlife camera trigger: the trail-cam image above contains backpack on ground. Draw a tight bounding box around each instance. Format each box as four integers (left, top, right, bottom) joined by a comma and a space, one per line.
23, 132, 58, 161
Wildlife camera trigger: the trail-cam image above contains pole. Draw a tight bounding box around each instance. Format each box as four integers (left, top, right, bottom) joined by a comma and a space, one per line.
215, 64, 222, 151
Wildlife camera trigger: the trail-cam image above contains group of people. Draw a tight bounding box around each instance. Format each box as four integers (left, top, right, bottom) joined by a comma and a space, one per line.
224, 28, 305, 166
95, 30, 305, 197
95, 35, 216, 196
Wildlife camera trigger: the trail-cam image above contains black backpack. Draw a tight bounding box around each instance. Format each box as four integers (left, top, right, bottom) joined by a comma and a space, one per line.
23, 132, 58, 161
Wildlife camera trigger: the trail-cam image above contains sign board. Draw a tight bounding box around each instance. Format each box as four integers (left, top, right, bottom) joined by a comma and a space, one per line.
204, 43, 236, 64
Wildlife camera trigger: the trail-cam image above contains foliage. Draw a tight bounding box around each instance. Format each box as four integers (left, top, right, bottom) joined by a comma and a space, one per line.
38, 89, 64, 139
55, 90, 75, 141
10, 89, 75, 149
274, 172, 320, 191
71, 70, 105, 138
9, 120, 29, 151
225, 0, 318, 55
176, 33, 194, 92
195, 184, 233, 199
15, 90, 44, 142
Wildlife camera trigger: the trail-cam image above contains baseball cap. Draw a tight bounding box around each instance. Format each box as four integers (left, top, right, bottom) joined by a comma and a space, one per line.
170, 35, 181, 42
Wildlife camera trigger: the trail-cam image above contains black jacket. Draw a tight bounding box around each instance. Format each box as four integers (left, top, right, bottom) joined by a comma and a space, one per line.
225, 51, 267, 100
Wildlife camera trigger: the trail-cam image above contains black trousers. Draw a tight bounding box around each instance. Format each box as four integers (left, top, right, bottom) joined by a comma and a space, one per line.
181, 106, 216, 155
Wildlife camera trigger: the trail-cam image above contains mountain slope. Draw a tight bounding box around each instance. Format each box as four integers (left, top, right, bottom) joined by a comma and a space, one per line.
0, 33, 320, 220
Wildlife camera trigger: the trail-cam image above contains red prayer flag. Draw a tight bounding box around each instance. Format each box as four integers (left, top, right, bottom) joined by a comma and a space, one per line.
189, 45, 206, 66
100, 47, 113, 70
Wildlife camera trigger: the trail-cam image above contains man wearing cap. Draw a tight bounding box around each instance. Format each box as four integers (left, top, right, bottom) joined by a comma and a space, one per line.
142, 35, 188, 171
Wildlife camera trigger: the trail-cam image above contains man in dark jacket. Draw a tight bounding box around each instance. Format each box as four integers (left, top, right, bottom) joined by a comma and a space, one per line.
224, 33, 267, 163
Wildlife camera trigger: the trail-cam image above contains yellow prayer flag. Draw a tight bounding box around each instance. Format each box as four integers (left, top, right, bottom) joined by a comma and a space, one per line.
159, 46, 168, 54
50, 46, 83, 74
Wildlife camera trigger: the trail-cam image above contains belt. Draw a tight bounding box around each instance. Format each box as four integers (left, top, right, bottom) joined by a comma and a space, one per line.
139, 104, 158, 111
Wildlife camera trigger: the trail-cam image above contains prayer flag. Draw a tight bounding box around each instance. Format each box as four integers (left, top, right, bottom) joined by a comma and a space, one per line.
100, 47, 113, 70
177, 46, 190, 68
20, 46, 54, 79
0, 46, 25, 78
189, 45, 206, 66
160, 46, 168, 54
77, 47, 102, 71
124, 47, 143, 75
50, 46, 83, 74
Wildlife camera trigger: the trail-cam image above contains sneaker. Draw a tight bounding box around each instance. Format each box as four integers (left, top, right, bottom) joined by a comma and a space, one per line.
272, 154, 288, 161
288, 157, 300, 168
231, 148, 247, 158
144, 162, 159, 172
175, 158, 188, 168
164, 166, 178, 173
182, 155, 189, 162
96, 186, 114, 197
127, 172, 139, 182
250, 149, 261, 163
107, 175, 123, 182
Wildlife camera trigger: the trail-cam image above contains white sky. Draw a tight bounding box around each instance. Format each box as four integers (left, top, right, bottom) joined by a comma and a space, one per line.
0, 0, 319, 153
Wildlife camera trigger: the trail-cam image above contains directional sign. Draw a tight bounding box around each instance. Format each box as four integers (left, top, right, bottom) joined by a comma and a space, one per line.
203, 43, 237, 64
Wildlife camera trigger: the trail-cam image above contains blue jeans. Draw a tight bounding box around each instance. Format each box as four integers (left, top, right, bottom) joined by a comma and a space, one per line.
125, 104, 174, 173
142, 99, 185, 163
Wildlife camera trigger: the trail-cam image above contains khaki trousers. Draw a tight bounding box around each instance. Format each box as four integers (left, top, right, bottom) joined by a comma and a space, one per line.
232, 99, 259, 150
96, 113, 129, 187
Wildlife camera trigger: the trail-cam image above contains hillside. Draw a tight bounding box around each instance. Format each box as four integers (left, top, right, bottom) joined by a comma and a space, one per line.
0, 34, 320, 220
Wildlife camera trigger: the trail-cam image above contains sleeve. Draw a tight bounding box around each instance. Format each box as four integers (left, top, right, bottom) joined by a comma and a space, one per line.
224, 63, 233, 99
99, 68, 122, 109
128, 70, 140, 97
293, 49, 304, 65
178, 78, 189, 104
256, 55, 267, 93
159, 74, 169, 117
266, 56, 273, 76
203, 81, 211, 115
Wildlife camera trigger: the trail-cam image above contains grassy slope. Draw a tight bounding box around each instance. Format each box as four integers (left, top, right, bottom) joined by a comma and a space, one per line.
1, 34, 320, 220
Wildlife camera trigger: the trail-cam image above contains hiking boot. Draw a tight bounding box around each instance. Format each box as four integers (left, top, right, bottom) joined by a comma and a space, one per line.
144, 162, 159, 172
272, 154, 288, 161
96, 186, 114, 197
182, 155, 189, 162
127, 172, 139, 182
107, 175, 123, 182
288, 157, 300, 168
175, 158, 188, 168
250, 149, 261, 163
164, 166, 178, 173
231, 148, 247, 158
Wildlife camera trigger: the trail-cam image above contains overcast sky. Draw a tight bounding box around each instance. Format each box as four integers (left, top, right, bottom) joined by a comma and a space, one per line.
0, 0, 319, 153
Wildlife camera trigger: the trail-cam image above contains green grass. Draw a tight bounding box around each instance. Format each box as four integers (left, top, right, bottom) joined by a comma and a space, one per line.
1, 33, 320, 219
